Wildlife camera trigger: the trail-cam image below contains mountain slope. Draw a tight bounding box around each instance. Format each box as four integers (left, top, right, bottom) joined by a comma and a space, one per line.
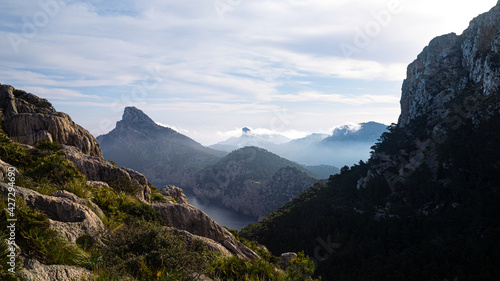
241, 3, 500, 280
193, 146, 319, 217
97, 107, 226, 187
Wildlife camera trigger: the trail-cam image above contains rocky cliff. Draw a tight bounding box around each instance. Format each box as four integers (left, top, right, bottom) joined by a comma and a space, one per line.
241, 3, 500, 280
97, 107, 226, 187
399, 3, 500, 127
0, 87, 265, 280
0, 84, 102, 158
360, 2, 500, 189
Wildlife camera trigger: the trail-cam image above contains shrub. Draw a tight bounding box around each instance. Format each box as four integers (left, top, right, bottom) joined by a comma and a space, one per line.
100, 222, 212, 280
150, 192, 164, 202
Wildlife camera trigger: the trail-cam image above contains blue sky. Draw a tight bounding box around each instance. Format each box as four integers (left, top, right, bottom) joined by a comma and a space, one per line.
1, 0, 497, 145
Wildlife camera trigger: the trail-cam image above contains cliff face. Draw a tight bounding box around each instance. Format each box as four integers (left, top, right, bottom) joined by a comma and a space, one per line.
360, 2, 500, 189
399, 3, 500, 127
0, 84, 103, 158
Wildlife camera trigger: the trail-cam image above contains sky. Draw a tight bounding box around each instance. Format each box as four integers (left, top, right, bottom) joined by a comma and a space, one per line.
1, 0, 498, 145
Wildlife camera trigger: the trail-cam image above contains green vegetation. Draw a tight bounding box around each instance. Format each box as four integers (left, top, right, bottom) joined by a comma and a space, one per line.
241, 114, 500, 281
0, 132, 319, 280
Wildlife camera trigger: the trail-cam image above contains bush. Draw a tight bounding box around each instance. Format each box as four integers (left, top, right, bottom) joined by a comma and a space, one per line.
100, 222, 211, 280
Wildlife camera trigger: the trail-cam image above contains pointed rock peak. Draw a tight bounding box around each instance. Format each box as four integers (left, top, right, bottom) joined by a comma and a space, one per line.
242, 127, 251, 135
122, 106, 156, 126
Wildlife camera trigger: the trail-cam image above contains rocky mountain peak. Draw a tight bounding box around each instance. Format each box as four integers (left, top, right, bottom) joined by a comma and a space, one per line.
398, 2, 500, 127
120, 106, 157, 127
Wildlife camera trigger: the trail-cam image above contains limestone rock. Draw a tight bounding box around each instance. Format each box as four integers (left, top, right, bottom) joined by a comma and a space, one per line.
398, 3, 500, 127
86, 181, 109, 188
0, 182, 105, 243
62, 145, 151, 202
154, 201, 259, 260
0, 159, 21, 182
280, 252, 297, 269
174, 228, 232, 257
51, 190, 105, 219
0, 84, 102, 157
18, 258, 91, 281
360, 2, 500, 190
159, 185, 189, 204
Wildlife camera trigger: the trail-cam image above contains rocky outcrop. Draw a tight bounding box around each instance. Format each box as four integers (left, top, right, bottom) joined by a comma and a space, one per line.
96, 106, 225, 187
173, 228, 232, 257
0, 182, 105, 243
154, 201, 259, 260
62, 145, 151, 202
18, 258, 91, 281
0, 84, 102, 157
0, 159, 21, 182
279, 252, 297, 269
159, 185, 189, 204
399, 3, 500, 127
359, 2, 500, 190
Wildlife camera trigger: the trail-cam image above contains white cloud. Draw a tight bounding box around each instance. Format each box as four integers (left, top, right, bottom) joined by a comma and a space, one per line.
272, 91, 400, 105
21, 86, 100, 100
1, 0, 498, 146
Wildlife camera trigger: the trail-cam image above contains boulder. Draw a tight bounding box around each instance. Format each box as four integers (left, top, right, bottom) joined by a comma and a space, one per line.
0, 159, 21, 182
18, 258, 91, 281
172, 228, 232, 257
154, 201, 259, 260
279, 252, 297, 269
159, 185, 189, 204
0, 84, 102, 158
0, 182, 105, 243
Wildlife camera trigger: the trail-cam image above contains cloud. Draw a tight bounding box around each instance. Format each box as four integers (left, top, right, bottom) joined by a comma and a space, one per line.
272, 91, 400, 105
20, 86, 101, 100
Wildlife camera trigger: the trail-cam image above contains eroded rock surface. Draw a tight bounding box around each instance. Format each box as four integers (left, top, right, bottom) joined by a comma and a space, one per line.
0, 182, 105, 243
0, 84, 102, 157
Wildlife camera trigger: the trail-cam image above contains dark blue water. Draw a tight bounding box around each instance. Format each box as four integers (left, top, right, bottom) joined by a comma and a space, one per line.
185, 193, 258, 231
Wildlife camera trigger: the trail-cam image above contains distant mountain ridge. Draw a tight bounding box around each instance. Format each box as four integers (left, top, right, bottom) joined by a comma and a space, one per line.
97, 107, 226, 187
211, 122, 388, 167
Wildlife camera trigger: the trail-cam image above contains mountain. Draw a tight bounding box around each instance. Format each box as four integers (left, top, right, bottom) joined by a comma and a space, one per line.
320, 121, 388, 143
273, 122, 388, 167
212, 122, 387, 168
241, 3, 500, 280
209, 127, 290, 152
193, 146, 319, 217
97, 106, 227, 187
0, 85, 317, 280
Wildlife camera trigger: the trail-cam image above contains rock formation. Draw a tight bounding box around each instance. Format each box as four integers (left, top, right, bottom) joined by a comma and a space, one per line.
359, 2, 500, 189
0, 84, 102, 158
18, 259, 92, 281
0, 182, 105, 244
154, 200, 259, 259
97, 106, 226, 187
159, 185, 189, 204
62, 145, 151, 202
399, 4, 500, 127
